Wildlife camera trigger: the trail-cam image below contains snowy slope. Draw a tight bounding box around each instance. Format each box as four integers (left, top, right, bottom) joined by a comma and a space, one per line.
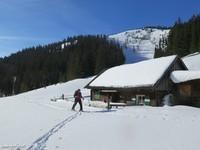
182, 52, 200, 70
0, 77, 95, 149
109, 28, 170, 63
0, 77, 200, 150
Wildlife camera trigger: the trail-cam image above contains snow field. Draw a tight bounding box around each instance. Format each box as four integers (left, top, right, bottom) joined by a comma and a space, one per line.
0, 75, 200, 150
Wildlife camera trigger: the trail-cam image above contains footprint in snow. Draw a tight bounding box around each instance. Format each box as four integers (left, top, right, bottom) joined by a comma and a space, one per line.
56, 146, 59, 149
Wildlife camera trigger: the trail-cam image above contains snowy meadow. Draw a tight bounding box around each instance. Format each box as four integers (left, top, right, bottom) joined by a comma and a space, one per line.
0, 77, 199, 150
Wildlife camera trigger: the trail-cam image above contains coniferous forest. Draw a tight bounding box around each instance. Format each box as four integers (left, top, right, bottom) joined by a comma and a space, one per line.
154, 14, 200, 58
0, 35, 125, 96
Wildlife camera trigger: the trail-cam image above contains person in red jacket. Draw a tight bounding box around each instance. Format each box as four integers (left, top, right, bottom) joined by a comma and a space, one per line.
72, 89, 84, 111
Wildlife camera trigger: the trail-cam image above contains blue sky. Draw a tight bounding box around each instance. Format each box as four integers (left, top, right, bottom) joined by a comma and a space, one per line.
0, 0, 199, 57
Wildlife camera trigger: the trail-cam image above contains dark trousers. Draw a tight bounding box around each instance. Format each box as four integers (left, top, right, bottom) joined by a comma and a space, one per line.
72, 99, 83, 111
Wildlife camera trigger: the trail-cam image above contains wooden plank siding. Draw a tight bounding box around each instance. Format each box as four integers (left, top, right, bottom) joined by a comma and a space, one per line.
174, 79, 200, 107
155, 57, 188, 91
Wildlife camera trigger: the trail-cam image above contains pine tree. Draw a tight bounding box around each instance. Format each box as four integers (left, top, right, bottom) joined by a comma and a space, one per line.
156, 14, 200, 58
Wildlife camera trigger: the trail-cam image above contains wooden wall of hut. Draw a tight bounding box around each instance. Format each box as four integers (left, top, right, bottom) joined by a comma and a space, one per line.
174, 79, 200, 107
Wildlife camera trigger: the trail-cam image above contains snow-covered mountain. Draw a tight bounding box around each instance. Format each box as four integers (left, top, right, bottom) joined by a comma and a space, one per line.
109, 28, 170, 63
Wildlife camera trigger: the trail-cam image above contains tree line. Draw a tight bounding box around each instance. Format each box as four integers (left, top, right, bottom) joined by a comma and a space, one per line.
0, 35, 125, 96
155, 14, 200, 58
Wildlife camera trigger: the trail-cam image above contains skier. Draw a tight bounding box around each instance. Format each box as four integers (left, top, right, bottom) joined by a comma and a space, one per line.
72, 89, 84, 111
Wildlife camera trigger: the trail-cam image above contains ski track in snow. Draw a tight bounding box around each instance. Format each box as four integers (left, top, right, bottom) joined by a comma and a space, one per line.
27, 112, 81, 150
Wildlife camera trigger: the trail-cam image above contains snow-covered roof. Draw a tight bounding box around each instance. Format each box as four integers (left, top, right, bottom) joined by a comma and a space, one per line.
88, 55, 177, 88
182, 52, 200, 70
171, 71, 200, 83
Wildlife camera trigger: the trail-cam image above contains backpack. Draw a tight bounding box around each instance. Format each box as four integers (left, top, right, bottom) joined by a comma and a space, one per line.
74, 90, 78, 98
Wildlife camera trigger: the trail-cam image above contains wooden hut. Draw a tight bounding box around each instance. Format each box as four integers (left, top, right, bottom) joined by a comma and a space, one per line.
85, 55, 187, 106
171, 71, 200, 107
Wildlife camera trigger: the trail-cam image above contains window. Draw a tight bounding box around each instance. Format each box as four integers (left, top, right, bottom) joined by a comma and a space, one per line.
94, 90, 100, 100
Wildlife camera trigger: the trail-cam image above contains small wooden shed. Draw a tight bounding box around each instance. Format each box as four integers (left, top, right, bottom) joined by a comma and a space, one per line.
85, 55, 187, 106
171, 71, 200, 107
